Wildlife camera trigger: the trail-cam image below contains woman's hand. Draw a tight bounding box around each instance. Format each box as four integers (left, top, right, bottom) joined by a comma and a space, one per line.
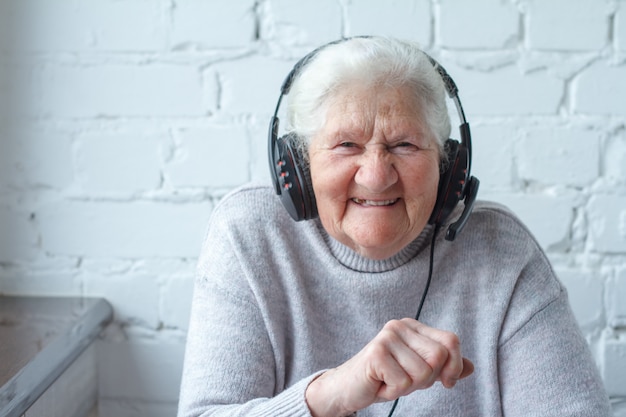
305, 318, 474, 417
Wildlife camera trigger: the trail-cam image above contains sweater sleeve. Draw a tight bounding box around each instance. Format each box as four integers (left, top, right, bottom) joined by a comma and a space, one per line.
461, 203, 612, 416
176, 197, 319, 417
498, 274, 611, 416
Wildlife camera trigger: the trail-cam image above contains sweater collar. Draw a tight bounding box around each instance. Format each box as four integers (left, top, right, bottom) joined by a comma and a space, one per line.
315, 221, 434, 273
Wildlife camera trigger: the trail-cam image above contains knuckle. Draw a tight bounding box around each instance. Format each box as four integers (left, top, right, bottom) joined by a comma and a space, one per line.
398, 317, 415, 326
431, 344, 449, 364
363, 340, 387, 359
410, 368, 436, 390
378, 320, 405, 342
392, 375, 413, 393
383, 319, 404, 333
443, 331, 460, 349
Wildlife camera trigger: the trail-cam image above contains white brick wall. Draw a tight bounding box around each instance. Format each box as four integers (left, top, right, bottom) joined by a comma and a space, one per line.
523, 0, 614, 51
1, 1, 625, 415
346, 0, 431, 40
437, 0, 519, 48
38, 64, 206, 117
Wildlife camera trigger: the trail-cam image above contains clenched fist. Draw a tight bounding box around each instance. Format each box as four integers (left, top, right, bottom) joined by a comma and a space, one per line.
305, 318, 474, 417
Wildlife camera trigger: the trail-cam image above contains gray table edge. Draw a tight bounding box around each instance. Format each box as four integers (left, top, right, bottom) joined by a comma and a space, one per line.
0, 297, 113, 417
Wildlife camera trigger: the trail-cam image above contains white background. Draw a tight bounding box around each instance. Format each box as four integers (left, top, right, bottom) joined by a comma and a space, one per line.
0, 0, 625, 415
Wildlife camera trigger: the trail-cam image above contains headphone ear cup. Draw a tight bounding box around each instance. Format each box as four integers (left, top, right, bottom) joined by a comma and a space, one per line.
271, 133, 317, 221
429, 139, 469, 226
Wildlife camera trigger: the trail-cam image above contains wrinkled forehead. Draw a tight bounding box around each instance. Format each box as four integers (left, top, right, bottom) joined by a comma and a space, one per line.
313, 83, 438, 145
324, 85, 427, 126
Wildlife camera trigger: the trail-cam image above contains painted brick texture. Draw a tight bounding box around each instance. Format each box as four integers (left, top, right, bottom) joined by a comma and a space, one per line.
1, 1, 625, 416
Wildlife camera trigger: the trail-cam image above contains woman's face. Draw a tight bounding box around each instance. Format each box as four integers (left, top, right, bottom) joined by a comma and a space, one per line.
309, 85, 441, 260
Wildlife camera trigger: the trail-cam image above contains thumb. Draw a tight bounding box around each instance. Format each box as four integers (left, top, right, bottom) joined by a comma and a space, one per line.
459, 358, 474, 380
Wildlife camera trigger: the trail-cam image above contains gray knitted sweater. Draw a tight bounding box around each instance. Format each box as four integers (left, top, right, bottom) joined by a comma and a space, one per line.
177, 184, 611, 417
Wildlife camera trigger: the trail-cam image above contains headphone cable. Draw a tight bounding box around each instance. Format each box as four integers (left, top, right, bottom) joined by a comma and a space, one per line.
386, 224, 441, 417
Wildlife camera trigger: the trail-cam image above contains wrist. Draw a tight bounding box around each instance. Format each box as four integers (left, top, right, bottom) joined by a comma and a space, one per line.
305, 370, 353, 417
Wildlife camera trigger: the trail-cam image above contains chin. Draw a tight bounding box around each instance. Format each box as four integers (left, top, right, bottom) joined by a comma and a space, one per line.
349, 224, 423, 260
352, 238, 406, 260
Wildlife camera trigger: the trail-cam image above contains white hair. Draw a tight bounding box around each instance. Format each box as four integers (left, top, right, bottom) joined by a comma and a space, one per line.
285, 36, 452, 164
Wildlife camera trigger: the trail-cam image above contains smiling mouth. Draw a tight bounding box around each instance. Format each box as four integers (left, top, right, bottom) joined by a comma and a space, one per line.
352, 198, 399, 207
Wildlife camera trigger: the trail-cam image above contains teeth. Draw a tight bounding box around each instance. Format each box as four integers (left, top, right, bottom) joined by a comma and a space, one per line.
352, 198, 397, 206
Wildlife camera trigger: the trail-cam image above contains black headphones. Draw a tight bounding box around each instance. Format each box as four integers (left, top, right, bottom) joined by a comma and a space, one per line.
268, 37, 479, 241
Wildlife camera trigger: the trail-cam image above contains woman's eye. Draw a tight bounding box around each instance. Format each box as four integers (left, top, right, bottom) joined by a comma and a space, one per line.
391, 142, 419, 153
334, 142, 360, 153
331, 141, 361, 155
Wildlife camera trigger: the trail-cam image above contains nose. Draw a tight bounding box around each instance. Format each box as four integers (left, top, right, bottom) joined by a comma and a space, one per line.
354, 148, 398, 192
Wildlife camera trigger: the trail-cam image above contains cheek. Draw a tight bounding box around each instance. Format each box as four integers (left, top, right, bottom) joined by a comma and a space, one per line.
312, 173, 346, 210
407, 157, 440, 188
311, 164, 355, 217
403, 162, 441, 210
311, 154, 353, 195
427, 168, 441, 200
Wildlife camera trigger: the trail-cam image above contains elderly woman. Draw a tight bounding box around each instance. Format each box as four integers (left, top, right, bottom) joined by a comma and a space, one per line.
177, 37, 611, 417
